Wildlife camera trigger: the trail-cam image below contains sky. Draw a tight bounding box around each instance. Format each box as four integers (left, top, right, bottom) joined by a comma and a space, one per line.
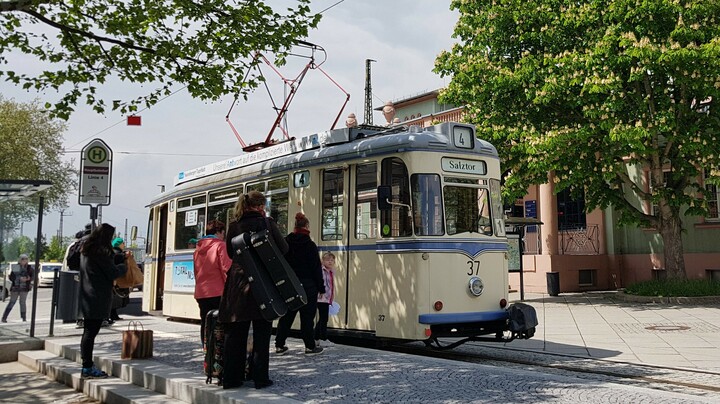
3, 0, 459, 245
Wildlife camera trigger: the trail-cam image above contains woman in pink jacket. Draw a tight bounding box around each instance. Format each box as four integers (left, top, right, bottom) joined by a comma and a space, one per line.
194, 220, 232, 348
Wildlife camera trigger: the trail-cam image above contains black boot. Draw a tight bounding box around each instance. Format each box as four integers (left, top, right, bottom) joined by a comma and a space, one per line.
21, 312, 26, 322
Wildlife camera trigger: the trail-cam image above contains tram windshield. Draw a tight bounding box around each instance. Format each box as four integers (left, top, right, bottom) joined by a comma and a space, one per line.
444, 178, 493, 236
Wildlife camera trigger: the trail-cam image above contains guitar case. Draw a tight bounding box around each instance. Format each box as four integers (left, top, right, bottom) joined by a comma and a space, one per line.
230, 232, 288, 321
250, 230, 308, 311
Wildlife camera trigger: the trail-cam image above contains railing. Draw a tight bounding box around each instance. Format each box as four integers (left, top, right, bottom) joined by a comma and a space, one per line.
560, 224, 599, 255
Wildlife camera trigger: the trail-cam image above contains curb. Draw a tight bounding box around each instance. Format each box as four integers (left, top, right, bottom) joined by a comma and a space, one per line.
609, 293, 720, 304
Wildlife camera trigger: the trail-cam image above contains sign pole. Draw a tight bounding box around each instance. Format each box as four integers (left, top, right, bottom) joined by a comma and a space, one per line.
79, 139, 113, 232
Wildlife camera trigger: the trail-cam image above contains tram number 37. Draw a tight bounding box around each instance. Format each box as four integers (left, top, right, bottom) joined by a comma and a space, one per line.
467, 260, 481, 276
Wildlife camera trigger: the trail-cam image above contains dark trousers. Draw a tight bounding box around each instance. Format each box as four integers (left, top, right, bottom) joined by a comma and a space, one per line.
275, 292, 318, 349
224, 319, 272, 386
81, 319, 103, 368
197, 296, 221, 347
314, 302, 329, 341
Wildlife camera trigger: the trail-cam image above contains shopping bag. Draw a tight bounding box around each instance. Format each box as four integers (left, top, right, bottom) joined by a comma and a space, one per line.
116, 253, 144, 288
122, 321, 153, 359
329, 301, 341, 316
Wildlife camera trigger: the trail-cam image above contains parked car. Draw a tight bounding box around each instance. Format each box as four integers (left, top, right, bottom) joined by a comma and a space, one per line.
37, 263, 63, 287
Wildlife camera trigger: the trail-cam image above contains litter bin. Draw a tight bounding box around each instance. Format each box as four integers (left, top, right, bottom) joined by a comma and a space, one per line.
546, 272, 560, 296
56, 270, 80, 322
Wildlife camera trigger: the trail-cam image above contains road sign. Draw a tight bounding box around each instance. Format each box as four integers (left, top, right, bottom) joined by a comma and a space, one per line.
79, 138, 113, 206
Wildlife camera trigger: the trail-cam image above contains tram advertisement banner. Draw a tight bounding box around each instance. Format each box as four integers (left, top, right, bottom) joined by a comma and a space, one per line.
169, 261, 195, 292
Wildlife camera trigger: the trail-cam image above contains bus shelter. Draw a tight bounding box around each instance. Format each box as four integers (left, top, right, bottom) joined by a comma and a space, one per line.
506, 217, 543, 301
0, 179, 53, 337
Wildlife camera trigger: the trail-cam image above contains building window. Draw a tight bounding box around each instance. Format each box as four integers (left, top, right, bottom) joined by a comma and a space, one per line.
704, 169, 719, 221
557, 188, 586, 230
578, 269, 596, 286
648, 170, 669, 217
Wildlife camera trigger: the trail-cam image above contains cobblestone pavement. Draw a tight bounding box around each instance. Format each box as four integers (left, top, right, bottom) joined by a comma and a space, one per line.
4, 290, 720, 403
46, 320, 718, 403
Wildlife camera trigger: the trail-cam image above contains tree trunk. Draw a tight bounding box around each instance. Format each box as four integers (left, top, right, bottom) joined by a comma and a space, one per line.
659, 213, 686, 280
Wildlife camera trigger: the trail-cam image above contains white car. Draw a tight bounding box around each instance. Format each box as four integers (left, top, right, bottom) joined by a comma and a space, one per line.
37, 263, 63, 287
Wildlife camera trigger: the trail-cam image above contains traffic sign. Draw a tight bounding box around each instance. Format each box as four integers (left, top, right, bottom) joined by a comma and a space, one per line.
79, 138, 113, 206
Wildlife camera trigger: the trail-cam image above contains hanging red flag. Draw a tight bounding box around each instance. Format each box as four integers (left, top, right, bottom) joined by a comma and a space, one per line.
127, 115, 142, 126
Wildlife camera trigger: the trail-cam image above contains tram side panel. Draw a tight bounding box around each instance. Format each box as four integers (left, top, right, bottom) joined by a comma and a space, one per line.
374, 252, 428, 340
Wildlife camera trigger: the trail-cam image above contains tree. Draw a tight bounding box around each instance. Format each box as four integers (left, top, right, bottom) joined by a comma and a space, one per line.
3, 235, 34, 261
0, 97, 76, 241
0, 0, 321, 119
43, 235, 67, 262
435, 0, 720, 279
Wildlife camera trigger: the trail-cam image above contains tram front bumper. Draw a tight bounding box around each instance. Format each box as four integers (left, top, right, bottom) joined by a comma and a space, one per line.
419, 310, 510, 338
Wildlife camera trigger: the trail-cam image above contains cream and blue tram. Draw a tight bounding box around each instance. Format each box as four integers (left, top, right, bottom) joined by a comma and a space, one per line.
142, 122, 534, 345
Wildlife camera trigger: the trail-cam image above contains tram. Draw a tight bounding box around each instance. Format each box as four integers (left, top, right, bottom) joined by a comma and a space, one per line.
141, 122, 536, 346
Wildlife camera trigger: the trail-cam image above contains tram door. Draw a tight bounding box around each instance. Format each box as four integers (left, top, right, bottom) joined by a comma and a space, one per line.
319, 167, 350, 329
155, 204, 168, 311
345, 163, 378, 332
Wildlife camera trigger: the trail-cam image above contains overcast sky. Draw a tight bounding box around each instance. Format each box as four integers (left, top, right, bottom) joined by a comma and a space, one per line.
4, 0, 459, 244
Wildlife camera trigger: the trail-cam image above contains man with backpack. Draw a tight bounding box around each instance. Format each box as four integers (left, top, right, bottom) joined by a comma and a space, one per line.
63, 224, 92, 327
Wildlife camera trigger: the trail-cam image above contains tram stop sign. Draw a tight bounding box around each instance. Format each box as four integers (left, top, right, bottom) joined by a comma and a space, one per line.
79, 138, 113, 206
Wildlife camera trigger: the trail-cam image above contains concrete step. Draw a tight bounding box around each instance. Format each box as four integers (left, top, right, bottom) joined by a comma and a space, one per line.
24, 338, 300, 404
19, 349, 185, 404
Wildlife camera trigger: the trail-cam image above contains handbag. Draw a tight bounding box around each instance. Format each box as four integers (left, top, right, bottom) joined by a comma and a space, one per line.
121, 321, 153, 359
116, 253, 144, 288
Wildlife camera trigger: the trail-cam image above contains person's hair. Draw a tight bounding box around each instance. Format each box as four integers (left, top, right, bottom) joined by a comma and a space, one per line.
322, 252, 335, 260
206, 220, 225, 235
82, 223, 116, 256
294, 212, 309, 229
232, 191, 266, 220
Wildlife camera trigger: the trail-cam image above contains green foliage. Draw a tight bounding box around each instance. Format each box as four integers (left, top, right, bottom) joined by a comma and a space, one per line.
3, 235, 35, 261
0, 97, 76, 232
43, 235, 68, 262
625, 279, 720, 297
436, 0, 720, 278
0, 0, 321, 119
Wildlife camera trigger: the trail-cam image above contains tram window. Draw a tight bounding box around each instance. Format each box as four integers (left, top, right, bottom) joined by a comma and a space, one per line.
146, 209, 153, 255
444, 186, 493, 236
490, 179, 506, 236
380, 157, 412, 237
247, 182, 266, 193
355, 163, 378, 239
207, 186, 243, 230
411, 174, 444, 236
322, 168, 345, 240
267, 177, 289, 235
174, 196, 206, 250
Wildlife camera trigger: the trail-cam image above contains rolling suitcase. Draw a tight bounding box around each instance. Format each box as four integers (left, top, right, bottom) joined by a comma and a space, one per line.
204, 309, 225, 385
231, 232, 288, 321
250, 230, 308, 311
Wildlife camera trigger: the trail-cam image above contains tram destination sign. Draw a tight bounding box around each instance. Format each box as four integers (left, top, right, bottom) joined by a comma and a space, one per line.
79, 138, 113, 206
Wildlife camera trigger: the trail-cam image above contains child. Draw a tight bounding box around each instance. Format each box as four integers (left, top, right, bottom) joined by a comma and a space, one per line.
314, 252, 335, 347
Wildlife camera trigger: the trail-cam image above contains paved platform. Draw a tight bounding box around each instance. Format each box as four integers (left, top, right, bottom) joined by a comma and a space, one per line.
2, 291, 720, 403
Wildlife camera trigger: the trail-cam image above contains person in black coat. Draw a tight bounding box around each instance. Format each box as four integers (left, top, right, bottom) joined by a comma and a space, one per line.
218, 191, 288, 389
78, 223, 127, 378
274, 212, 326, 355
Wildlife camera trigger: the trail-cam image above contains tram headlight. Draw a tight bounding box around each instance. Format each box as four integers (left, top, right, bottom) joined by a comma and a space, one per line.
468, 276, 484, 296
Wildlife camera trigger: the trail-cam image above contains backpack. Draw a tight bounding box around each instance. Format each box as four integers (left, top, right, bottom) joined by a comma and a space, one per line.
66, 238, 86, 271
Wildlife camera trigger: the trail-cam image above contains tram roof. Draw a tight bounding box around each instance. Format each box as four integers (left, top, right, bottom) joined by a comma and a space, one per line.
149, 122, 498, 205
